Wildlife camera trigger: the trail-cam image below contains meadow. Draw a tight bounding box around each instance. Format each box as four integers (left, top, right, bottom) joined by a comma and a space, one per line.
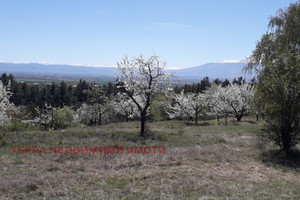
0, 118, 299, 200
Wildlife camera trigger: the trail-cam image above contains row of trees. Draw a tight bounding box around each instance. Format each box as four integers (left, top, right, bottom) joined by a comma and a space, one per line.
114, 55, 256, 136
0, 73, 117, 108
174, 76, 249, 94
167, 82, 254, 125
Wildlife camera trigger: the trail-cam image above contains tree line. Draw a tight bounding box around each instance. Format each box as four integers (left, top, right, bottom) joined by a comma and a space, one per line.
0, 68, 255, 134
0, 73, 118, 108
173, 76, 253, 94
1, 73, 252, 110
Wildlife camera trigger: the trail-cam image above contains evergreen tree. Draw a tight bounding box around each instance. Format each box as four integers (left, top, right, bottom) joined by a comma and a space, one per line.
213, 78, 222, 85
21, 82, 30, 105
29, 85, 39, 105
199, 76, 210, 92
59, 81, 67, 107
221, 79, 230, 87
75, 80, 89, 103
0, 73, 9, 86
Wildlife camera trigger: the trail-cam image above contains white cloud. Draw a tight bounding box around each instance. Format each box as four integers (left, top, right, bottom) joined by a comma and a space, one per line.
165, 66, 181, 70
69, 63, 116, 68
0, 60, 116, 68
37, 61, 59, 65
220, 59, 242, 63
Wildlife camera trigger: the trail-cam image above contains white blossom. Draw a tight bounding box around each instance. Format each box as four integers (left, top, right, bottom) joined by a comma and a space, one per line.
113, 95, 139, 121
116, 54, 170, 136
34, 104, 53, 129
0, 81, 13, 124
76, 103, 110, 125
167, 91, 207, 125
208, 82, 254, 122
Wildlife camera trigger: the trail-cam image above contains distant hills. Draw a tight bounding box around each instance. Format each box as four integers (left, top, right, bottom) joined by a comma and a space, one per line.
0, 62, 249, 82
0, 62, 117, 81
168, 62, 249, 82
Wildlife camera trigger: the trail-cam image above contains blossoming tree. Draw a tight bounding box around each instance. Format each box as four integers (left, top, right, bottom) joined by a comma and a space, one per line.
0, 81, 13, 125
116, 54, 170, 136
113, 95, 139, 122
167, 91, 207, 125
209, 82, 254, 123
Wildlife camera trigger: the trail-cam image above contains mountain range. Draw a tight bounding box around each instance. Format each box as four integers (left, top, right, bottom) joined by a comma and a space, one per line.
0, 62, 249, 82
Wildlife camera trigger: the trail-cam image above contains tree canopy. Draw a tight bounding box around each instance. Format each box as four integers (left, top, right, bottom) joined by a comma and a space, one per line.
247, 1, 300, 151
116, 54, 170, 136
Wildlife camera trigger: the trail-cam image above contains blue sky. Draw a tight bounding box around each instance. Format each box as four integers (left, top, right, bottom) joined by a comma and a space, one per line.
0, 0, 297, 68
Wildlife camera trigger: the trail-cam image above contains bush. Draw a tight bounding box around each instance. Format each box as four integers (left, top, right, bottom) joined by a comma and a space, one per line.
52, 107, 76, 130
2, 121, 32, 132
149, 95, 170, 122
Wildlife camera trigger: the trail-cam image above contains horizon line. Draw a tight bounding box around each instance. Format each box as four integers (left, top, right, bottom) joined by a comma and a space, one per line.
0, 59, 247, 70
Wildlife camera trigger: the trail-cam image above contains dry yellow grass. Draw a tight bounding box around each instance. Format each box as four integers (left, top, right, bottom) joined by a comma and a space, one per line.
0, 120, 299, 199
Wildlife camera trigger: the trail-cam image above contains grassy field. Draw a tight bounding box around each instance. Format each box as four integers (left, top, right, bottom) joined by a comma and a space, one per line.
15, 78, 79, 85
0, 119, 299, 199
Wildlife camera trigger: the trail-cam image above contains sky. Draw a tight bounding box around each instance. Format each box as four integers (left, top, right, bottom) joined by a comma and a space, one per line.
0, 0, 298, 69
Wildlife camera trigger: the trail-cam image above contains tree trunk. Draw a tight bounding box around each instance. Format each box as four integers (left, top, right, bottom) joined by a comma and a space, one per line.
98, 113, 102, 125
236, 115, 242, 122
98, 107, 102, 125
282, 143, 291, 152
217, 115, 219, 122
195, 112, 198, 125
225, 115, 228, 125
236, 110, 244, 122
256, 114, 259, 122
140, 112, 146, 137
282, 130, 292, 152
